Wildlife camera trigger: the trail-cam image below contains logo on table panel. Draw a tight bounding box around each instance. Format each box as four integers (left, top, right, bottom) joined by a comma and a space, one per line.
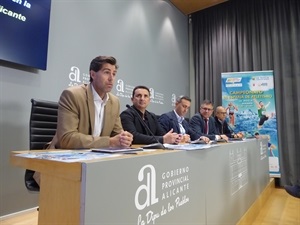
135, 164, 158, 210
135, 164, 191, 224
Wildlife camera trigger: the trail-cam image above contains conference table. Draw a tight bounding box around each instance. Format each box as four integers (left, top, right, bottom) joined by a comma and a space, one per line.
10, 139, 269, 225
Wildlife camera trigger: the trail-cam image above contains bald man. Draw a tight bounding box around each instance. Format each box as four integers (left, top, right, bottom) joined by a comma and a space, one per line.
214, 106, 243, 140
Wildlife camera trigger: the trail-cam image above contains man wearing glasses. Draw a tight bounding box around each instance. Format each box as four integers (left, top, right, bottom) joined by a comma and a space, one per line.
214, 106, 243, 140
190, 100, 223, 141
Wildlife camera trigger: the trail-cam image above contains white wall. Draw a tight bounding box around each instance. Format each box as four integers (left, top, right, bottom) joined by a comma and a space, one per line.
0, 0, 189, 216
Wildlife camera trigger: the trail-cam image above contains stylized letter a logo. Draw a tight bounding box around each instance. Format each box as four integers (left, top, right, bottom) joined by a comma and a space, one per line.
135, 164, 158, 210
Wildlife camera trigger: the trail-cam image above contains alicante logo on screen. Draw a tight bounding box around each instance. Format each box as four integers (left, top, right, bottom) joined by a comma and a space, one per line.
135, 164, 190, 224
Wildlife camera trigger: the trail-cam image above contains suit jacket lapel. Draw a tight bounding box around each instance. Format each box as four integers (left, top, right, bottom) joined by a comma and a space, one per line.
102, 93, 112, 134
171, 111, 180, 133
198, 114, 204, 133
87, 84, 95, 134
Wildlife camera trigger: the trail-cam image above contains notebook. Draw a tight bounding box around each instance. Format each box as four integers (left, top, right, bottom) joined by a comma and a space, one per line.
91, 147, 143, 153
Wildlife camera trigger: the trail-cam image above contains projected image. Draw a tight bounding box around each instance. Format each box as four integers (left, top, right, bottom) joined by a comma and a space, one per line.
0, 0, 51, 70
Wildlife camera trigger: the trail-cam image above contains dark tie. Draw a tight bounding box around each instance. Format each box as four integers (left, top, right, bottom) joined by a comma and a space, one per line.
204, 119, 208, 134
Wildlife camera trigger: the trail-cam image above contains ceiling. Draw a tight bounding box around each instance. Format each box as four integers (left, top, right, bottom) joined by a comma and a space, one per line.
169, 0, 228, 15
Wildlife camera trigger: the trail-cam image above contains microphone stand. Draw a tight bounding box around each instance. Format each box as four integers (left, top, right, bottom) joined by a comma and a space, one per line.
227, 123, 236, 138
227, 123, 245, 139
126, 105, 165, 149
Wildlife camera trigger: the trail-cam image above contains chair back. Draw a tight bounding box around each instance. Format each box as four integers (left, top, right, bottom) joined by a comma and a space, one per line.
25, 98, 58, 192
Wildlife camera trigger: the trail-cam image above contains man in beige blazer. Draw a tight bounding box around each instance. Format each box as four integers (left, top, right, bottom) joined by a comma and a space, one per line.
48, 56, 133, 149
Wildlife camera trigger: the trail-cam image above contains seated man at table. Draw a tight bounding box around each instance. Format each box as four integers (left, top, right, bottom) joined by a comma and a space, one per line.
120, 85, 181, 145
189, 100, 227, 141
158, 95, 210, 143
214, 106, 243, 139
48, 55, 133, 149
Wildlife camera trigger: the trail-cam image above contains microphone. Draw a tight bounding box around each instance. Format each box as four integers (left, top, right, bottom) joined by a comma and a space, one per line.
245, 132, 257, 139
125, 104, 165, 149
227, 123, 244, 140
227, 124, 236, 137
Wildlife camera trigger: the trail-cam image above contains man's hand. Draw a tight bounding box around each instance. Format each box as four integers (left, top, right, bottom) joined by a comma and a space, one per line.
200, 136, 210, 143
220, 134, 229, 141
180, 134, 191, 143
110, 131, 133, 147
234, 132, 244, 138
163, 129, 181, 144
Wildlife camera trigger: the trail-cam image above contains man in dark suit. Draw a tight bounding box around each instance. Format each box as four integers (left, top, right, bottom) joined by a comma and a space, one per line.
158, 95, 210, 143
190, 100, 224, 141
214, 106, 243, 140
120, 85, 180, 145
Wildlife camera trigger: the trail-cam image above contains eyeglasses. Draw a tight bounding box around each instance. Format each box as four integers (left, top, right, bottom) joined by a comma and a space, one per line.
201, 107, 213, 111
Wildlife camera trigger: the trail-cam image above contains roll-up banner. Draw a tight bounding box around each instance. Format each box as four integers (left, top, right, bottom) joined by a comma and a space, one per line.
221, 70, 280, 177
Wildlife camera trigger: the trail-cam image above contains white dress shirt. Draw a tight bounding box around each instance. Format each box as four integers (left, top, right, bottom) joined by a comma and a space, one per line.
92, 85, 109, 137
174, 110, 186, 134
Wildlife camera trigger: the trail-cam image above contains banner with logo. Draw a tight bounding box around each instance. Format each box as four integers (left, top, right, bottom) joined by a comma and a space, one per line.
221, 70, 280, 177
